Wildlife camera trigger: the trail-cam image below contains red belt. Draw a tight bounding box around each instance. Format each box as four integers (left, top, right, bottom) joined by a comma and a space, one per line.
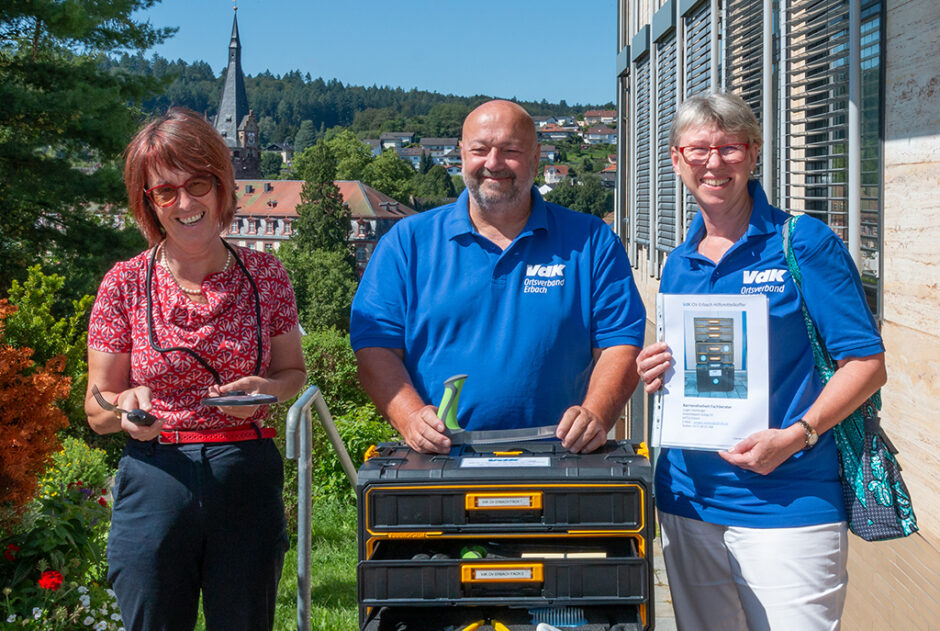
158, 423, 277, 445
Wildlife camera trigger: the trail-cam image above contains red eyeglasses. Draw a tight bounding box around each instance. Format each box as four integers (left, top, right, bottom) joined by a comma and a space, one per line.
676, 143, 750, 166
144, 175, 216, 207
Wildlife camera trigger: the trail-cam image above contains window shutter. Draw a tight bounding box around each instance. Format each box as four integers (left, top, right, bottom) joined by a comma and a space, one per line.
682, 0, 713, 236
783, 0, 883, 313
634, 56, 652, 246
783, 0, 851, 237
656, 33, 679, 252
684, 1, 712, 98
725, 0, 765, 181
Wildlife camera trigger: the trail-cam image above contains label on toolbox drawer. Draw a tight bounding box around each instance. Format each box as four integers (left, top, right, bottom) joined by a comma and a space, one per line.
474, 568, 532, 580
461, 563, 544, 583
459, 457, 551, 468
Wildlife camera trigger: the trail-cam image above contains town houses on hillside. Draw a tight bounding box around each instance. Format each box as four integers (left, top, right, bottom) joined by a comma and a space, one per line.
208, 6, 617, 275
581, 109, 616, 126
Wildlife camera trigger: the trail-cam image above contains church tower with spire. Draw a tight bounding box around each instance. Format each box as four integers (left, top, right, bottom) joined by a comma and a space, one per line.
214, 7, 260, 178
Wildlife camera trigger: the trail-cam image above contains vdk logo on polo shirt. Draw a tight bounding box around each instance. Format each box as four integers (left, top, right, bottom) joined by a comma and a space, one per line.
523, 263, 566, 293
526, 264, 565, 278
741, 268, 786, 294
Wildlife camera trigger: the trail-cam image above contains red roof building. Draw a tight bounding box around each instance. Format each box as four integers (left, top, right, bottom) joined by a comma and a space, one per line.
227, 179, 416, 276
544, 164, 570, 185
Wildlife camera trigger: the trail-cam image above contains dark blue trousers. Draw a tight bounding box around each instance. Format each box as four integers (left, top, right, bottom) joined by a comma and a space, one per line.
107, 438, 288, 631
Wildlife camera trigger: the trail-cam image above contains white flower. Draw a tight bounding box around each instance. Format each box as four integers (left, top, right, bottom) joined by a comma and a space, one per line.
6, 615, 16, 623
84, 617, 95, 626
100, 607, 108, 615
77, 585, 89, 594
32, 608, 42, 619
105, 589, 115, 598
110, 613, 121, 621
80, 594, 91, 607
95, 621, 108, 631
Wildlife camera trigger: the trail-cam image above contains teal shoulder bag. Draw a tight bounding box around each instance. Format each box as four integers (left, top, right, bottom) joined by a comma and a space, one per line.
783, 215, 918, 541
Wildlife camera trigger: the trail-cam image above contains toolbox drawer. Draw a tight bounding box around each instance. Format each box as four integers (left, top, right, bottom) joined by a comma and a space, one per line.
361, 605, 644, 630
363, 483, 646, 534
359, 537, 647, 607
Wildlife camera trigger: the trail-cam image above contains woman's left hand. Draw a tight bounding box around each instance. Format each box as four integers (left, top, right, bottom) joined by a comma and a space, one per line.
206, 376, 272, 419
719, 425, 805, 475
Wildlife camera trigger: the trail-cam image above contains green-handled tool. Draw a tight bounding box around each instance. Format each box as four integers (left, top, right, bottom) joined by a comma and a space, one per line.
437, 374, 468, 431
436, 374, 559, 445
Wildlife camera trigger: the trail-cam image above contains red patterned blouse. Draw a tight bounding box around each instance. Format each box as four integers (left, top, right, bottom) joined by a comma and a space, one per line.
88, 245, 299, 430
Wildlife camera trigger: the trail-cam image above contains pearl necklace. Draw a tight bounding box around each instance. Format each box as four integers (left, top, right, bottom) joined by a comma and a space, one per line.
160, 243, 232, 296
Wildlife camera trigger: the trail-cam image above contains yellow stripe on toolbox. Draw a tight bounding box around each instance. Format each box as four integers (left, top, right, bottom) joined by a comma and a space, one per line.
385, 531, 443, 539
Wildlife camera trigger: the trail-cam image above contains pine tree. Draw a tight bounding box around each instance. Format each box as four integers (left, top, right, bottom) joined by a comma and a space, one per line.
0, 1, 172, 295
279, 141, 357, 332
418, 150, 434, 174
293, 120, 316, 155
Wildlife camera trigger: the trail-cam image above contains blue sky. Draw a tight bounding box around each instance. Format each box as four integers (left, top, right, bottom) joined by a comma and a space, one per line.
134, 0, 618, 106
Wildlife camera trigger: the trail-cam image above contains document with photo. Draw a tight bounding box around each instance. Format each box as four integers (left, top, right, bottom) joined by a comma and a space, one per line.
651, 293, 770, 451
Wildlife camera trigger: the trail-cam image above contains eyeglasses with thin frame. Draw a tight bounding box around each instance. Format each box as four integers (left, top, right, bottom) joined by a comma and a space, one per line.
144, 175, 216, 207
676, 143, 750, 166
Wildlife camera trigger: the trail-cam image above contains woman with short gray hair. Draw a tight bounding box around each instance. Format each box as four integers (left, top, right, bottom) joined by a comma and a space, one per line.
637, 92, 885, 630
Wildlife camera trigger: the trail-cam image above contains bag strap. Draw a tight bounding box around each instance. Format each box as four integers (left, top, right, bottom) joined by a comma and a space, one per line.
782, 216, 836, 382
782, 215, 877, 506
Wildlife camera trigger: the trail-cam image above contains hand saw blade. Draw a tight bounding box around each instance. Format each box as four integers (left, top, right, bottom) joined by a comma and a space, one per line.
445, 424, 559, 445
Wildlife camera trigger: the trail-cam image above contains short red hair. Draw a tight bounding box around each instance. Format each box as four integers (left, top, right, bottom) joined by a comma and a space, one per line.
123, 107, 237, 245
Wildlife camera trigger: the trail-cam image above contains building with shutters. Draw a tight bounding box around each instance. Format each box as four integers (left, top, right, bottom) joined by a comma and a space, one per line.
226, 179, 416, 277
613, 0, 939, 625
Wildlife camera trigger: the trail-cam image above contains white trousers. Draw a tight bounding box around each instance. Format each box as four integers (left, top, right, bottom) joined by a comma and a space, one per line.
659, 511, 849, 631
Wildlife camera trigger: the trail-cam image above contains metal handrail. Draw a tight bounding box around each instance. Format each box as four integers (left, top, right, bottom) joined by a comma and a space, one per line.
285, 385, 358, 631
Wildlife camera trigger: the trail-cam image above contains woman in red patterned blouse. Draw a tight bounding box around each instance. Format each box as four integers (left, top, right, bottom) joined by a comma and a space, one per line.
84, 108, 305, 631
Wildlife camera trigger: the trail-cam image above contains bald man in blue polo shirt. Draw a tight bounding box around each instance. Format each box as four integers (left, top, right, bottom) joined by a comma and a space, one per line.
351, 100, 646, 454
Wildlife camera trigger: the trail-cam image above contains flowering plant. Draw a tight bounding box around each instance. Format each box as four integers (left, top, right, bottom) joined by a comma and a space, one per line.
1, 480, 112, 628
3, 581, 123, 630
36, 571, 64, 592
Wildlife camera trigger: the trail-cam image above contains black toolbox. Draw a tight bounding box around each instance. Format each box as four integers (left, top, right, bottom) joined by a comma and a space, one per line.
357, 440, 655, 630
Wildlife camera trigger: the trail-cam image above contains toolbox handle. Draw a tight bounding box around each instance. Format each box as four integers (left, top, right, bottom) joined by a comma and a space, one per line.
460, 563, 544, 584
465, 491, 543, 511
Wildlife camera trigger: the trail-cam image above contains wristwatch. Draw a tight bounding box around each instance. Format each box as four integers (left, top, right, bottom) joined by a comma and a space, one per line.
795, 419, 818, 449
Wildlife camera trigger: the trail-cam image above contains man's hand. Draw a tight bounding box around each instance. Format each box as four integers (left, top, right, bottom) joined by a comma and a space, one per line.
356, 347, 455, 454
397, 404, 451, 454
556, 405, 608, 453
558, 344, 640, 453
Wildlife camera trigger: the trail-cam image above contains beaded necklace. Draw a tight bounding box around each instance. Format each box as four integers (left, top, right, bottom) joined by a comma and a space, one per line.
159, 242, 232, 296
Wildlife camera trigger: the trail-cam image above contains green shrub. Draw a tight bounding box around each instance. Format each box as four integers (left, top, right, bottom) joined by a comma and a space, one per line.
311, 404, 399, 504
38, 437, 111, 498
301, 328, 370, 413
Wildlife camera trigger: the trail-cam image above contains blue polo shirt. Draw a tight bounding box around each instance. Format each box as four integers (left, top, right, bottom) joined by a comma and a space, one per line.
351, 187, 646, 431
656, 181, 884, 528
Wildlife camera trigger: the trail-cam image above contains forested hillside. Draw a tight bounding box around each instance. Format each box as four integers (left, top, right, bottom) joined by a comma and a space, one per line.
103, 53, 611, 144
